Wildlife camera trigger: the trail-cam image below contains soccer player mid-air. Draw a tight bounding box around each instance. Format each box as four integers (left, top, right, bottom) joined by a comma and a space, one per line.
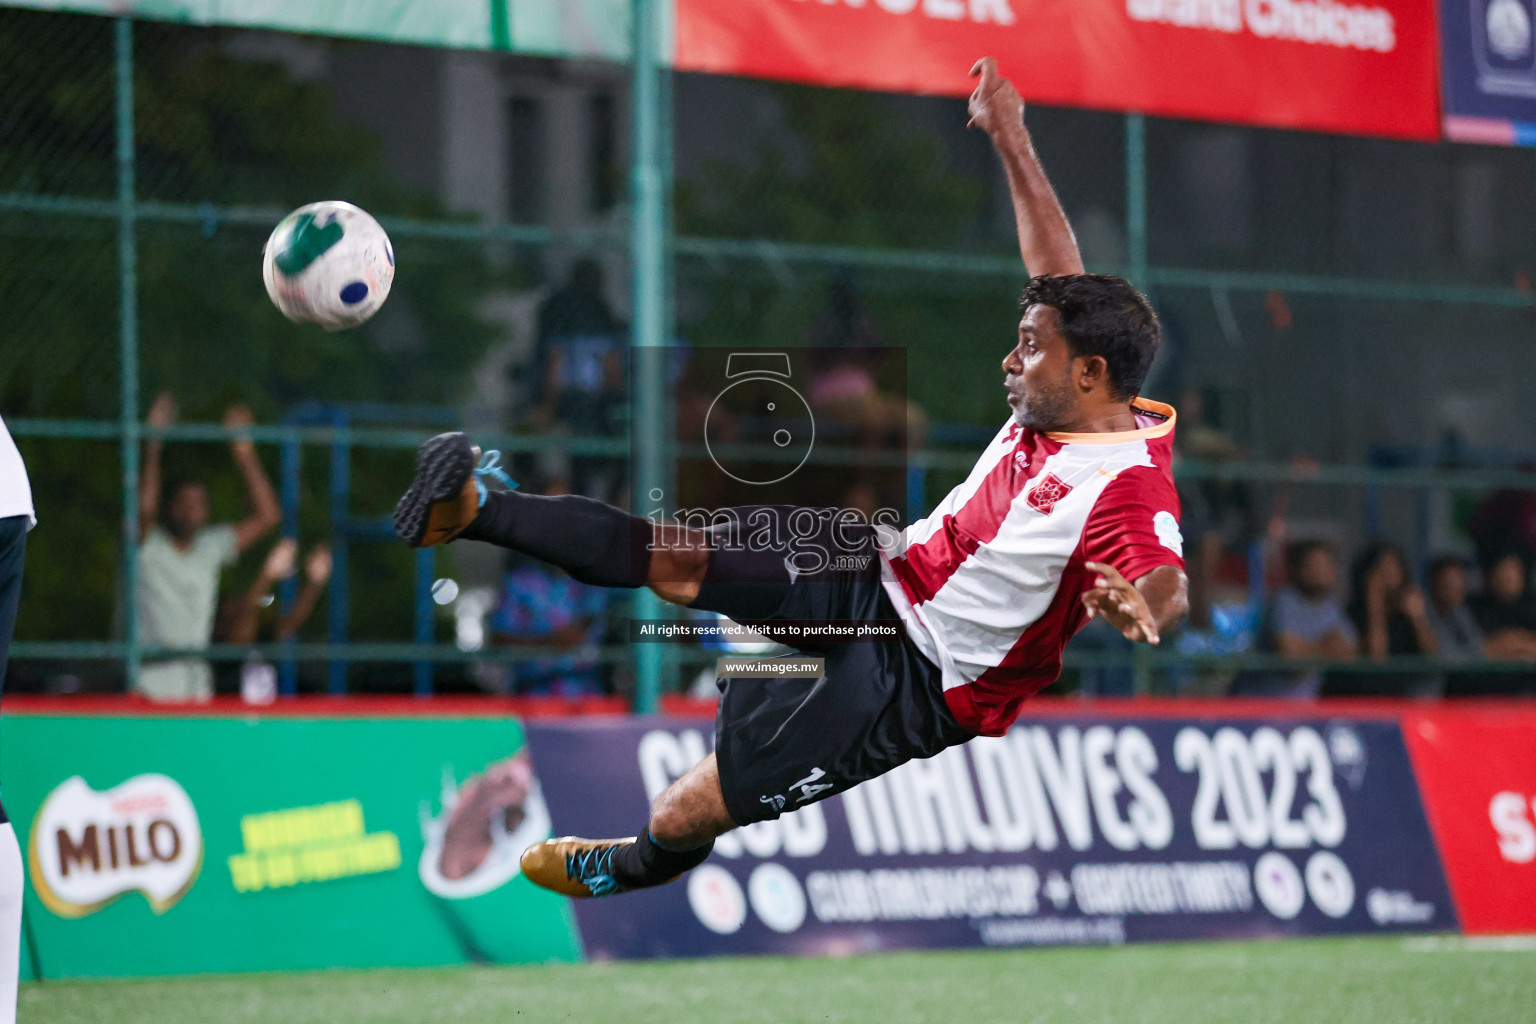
392, 59, 1188, 899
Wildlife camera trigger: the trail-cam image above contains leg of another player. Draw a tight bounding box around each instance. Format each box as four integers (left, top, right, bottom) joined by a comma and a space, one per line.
0, 820, 18, 1024
0, 515, 29, 1024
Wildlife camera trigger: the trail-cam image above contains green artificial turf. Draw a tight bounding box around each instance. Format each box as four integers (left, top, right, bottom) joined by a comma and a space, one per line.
20, 935, 1536, 1024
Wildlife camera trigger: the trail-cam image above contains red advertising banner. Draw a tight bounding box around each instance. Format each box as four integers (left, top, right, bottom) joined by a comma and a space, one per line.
675, 0, 1441, 139
1403, 706, 1536, 934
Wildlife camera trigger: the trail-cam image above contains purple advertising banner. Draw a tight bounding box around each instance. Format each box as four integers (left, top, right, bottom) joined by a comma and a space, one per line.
1442, 0, 1536, 145
522, 715, 1455, 959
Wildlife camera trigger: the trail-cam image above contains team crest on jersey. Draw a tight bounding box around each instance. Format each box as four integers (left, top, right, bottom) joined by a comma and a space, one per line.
1027, 473, 1072, 515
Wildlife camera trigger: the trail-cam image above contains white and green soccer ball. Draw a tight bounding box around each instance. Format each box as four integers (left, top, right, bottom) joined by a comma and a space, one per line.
262, 200, 395, 331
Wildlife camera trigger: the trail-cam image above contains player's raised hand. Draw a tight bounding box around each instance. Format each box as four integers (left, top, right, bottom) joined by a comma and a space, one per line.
1082, 561, 1161, 645
967, 57, 1025, 135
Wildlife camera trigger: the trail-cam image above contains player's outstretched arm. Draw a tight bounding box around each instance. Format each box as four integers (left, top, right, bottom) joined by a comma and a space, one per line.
968, 57, 1084, 278
1082, 562, 1188, 645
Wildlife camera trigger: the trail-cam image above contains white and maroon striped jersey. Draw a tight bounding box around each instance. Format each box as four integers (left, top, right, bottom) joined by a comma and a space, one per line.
879, 399, 1183, 736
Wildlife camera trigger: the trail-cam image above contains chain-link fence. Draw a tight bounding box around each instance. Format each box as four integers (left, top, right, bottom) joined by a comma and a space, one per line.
3, 4, 1536, 704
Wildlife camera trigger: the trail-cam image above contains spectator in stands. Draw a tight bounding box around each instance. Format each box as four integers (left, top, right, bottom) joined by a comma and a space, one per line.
1172, 388, 1253, 633
1328, 542, 1437, 697
1427, 554, 1512, 699
522, 258, 627, 501
212, 540, 331, 702
486, 476, 612, 697
1464, 550, 1536, 694
1468, 489, 1536, 568
1469, 551, 1536, 656
136, 393, 280, 701
1233, 540, 1356, 697
1425, 555, 1484, 662
214, 539, 332, 645
805, 272, 927, 449
527, 258, 626, 438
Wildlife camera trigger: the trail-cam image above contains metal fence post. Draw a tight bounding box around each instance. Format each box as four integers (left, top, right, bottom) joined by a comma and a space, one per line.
328, 416, 351, 695
629, 0, 669, 714
116, 18, 141, 693
414, 547, 435, 696
1125, 113, 1148, 290
277, 439, 301, 695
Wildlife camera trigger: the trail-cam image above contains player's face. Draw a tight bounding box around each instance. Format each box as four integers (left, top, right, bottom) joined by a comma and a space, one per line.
1003, 304, 1076, 431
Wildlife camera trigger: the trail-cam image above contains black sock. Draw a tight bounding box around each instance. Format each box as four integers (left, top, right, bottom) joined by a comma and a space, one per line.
458, 491, 653, 588
611, 830, 713, 888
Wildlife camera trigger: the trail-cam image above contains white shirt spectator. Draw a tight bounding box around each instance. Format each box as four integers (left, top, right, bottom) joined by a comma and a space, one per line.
136, 524, 237, 701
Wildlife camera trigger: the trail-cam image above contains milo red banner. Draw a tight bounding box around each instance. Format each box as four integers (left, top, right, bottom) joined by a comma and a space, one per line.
1404, 706, 1536, 934
675, 0, 1441, 139
523, 713, 1455, 959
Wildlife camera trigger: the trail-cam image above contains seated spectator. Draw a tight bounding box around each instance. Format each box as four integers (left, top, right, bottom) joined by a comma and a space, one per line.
1464, 550, 1536, 694
1232, 540, 1356, 698
214, 540, 332, 645
1428, 554, 1523, 699
486, 477, 612, 697
1326, 542, 1437, 697
136, 393, 280, 701
1425, 555, 1484, 662
1468, 551, 1536, 655
213, 540, 331, 702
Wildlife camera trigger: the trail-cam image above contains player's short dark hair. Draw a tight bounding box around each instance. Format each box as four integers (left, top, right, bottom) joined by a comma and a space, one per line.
1021, 274, 1160, 401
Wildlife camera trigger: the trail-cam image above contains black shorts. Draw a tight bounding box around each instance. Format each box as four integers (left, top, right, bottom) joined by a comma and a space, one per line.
702, 513, 973, 827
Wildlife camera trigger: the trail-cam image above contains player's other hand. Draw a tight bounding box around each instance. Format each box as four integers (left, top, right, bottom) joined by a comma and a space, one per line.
967, 57, 1025, 136
1082, 561, 1161, 645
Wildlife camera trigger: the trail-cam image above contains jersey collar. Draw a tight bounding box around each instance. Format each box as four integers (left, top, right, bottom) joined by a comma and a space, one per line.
1044, 398, 1177, 445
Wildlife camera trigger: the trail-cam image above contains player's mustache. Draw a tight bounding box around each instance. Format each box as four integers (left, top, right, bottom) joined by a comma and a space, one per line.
1004, 374, 1026, 400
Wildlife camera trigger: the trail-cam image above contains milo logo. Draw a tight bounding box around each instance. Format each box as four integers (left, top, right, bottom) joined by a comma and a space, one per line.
28, 774, 203, 918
